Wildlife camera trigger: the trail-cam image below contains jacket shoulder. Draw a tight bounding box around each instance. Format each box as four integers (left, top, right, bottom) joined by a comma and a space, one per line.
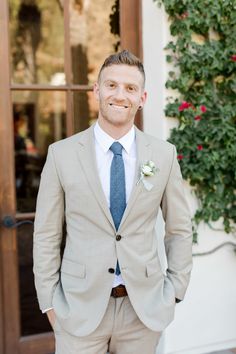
49, 126, 91, 152
138, 129, 176, 154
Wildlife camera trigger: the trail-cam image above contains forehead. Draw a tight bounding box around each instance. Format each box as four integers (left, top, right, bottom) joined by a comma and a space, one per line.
99, 64, 144, 86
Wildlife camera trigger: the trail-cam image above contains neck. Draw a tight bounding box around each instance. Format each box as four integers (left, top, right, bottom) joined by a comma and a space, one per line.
97, 119, 134, 140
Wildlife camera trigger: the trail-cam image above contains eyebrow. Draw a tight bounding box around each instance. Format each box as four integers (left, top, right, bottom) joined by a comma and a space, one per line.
104, 80, 139, 88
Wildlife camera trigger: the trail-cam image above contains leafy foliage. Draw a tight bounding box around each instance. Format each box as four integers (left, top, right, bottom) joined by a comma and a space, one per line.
155, 0, 236, 241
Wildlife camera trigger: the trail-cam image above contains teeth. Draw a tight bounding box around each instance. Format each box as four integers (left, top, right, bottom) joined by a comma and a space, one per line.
110, 104, 128, 109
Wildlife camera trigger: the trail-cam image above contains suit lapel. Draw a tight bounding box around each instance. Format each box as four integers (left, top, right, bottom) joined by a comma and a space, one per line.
74, 125, 151, 233
74, 125, 115, 229
118, 127, 151, 230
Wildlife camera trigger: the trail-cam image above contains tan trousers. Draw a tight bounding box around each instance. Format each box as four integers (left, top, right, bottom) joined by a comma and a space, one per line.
54, 296, 162, 354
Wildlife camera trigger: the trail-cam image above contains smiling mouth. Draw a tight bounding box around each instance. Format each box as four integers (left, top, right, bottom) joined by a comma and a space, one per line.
109, 103, 129, 109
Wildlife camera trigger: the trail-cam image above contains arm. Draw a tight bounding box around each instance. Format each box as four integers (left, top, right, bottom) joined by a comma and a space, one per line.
161, 146, 193, 301
33, 145, 64, 311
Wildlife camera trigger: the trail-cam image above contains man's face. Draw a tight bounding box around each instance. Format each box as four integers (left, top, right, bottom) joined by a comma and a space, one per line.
94, 64, 147, 128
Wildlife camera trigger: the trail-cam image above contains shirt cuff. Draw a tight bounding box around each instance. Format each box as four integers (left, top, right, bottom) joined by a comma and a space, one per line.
42, 307, 53, 313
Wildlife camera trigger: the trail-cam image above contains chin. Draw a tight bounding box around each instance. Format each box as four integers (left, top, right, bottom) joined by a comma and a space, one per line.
110, 118, 131, 127
101, 111, 134, 128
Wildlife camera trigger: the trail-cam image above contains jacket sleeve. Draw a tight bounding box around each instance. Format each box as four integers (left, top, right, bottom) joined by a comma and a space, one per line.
161, 146, 193, 300
33, 144, 64, 310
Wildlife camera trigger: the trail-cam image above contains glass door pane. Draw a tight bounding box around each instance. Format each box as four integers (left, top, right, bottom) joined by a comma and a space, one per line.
70, 0, 120, 85
12, 90, 66, 213
9, 0, 65, 85
73, 91, 98, 132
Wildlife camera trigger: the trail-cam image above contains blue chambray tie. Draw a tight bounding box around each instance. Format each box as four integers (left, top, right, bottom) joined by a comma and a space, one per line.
110, 142, 126, 275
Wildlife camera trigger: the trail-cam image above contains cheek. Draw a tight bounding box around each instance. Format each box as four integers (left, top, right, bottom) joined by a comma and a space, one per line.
98, 96, 107, 108
129, 93, 142, 104
130, 98, 141, 109
100, 93, 112, 104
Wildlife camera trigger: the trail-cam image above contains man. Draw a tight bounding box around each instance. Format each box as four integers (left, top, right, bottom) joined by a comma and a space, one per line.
33, 50, 192, 354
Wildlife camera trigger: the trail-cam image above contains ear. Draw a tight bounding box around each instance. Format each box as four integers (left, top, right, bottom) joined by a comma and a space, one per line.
139, 91, 147, 109
93, 82, 99, 101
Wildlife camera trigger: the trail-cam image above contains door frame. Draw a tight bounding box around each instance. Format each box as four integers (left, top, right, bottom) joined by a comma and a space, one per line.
0, 1, 20, 354
0, 0, 143, 353
0, 252, 4, 354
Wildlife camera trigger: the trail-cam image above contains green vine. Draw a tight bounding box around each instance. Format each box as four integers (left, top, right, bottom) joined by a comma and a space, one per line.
155, 0, 236, 242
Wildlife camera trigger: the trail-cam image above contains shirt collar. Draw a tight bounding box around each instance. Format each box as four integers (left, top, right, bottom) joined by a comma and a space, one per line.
94, 121, 135, 154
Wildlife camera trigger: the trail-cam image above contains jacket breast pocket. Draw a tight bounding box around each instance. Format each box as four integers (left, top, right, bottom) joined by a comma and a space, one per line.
61, 258, 86, 278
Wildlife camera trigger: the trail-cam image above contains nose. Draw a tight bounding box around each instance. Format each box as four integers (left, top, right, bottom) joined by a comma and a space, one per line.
114, 86, 126, 100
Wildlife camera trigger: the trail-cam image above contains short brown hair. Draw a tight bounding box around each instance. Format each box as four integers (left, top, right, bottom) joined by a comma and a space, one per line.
98, 50, 145, 85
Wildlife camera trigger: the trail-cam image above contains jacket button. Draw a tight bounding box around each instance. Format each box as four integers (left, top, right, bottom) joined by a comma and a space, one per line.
108, 268, 115, 274
116, 235, 122, 241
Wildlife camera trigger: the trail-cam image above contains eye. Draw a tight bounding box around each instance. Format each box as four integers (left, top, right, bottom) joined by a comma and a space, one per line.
127, 86, 135, 92
109, 83, 115, 88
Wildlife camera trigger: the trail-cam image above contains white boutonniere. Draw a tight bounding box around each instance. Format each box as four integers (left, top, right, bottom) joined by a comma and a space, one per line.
137, 160, 158, 191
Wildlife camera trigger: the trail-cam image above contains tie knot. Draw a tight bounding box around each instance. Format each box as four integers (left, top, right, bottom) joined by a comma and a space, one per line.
110, 142, 123, 156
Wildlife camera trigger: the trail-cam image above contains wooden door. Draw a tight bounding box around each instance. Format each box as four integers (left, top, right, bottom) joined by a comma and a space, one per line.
0, 0, 142, 353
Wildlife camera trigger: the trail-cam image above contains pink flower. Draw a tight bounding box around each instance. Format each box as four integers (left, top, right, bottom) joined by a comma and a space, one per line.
178, 101, 192, 111
177, 154, 184, 160
231, 55, 236, 62
181, 12, 188, 19
194, 115, 202, 121
197, 145, 203, 151
200, 105, 207, 113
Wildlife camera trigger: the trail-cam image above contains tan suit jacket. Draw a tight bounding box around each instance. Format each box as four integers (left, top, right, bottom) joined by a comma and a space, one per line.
33, 124, 192, 337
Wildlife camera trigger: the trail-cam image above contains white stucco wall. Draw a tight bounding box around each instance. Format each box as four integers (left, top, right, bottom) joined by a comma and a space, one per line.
142, 1, 236, 353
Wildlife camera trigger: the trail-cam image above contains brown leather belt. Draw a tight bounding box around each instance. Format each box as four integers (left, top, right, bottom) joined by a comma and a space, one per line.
111, 285, 128, 298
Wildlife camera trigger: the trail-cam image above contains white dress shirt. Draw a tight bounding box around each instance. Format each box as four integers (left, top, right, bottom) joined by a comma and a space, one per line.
94, 122, 137, 287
